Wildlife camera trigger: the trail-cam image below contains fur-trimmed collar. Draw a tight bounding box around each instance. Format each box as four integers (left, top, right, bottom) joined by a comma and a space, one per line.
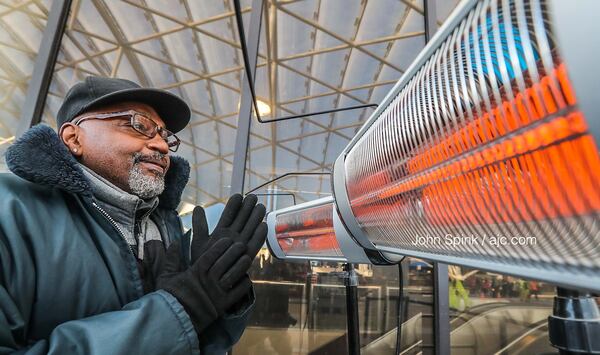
5, 124, 190, 210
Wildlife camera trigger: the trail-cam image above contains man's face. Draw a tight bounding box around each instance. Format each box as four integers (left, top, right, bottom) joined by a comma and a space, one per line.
62, 101, 171, 198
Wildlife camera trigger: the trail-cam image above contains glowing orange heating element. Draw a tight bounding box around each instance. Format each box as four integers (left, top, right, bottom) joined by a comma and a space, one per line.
275, 204, 342, 256
349, 63, 600, 227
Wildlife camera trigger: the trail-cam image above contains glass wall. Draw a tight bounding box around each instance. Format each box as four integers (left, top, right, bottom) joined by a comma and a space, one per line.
235, 258, 346, 354
234, 256, 435, 355
233, 256, 598, 354
0, 0, 54, 172
362, 258, 435, 355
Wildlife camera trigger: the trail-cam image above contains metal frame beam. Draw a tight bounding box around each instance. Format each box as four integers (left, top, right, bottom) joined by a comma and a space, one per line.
122, 0, 262, 59
1, 0, 79, 124
424, 0, 438, 43
180, 0, 221, 203
91, 0, 150, 86
278, 79, 398, 106
314, 0, 367, 200
264, 0, 278, 185
276, 30, 424, 63
134, 0, 206, 204
16, 0, 71, 138
230, 0, 264, 194
274, 3, 405, 73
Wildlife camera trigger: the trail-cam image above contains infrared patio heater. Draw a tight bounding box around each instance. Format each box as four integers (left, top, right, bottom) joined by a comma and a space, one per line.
262, 0, 600, 353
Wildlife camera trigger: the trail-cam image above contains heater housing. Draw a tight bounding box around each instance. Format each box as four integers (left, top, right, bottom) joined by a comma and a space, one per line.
265, 0, 600, 292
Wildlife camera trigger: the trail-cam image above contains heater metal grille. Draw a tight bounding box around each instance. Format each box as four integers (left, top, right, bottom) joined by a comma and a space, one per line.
342, 0, 600, 279
274, 202, 344, 258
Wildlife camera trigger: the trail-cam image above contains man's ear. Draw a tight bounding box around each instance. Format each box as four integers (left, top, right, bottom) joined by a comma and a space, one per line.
59, 123, 82, 157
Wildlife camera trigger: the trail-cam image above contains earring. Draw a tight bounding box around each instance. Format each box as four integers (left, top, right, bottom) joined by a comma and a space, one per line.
73, 149, 78, 153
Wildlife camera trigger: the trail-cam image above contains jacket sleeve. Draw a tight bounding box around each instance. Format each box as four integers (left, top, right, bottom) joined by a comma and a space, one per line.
0, 288, 200, 355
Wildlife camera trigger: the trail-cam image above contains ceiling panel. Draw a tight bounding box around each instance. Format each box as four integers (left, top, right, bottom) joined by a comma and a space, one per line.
0, 0, 54, 173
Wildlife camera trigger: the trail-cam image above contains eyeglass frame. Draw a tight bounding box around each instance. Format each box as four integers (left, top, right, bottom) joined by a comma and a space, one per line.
72, 109, 181, 152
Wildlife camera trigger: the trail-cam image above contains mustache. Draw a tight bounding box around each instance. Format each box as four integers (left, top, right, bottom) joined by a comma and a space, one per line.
132, 152, 168, 170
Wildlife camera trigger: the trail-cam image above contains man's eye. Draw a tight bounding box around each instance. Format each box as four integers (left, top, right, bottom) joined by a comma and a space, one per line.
133, 122, 148, 131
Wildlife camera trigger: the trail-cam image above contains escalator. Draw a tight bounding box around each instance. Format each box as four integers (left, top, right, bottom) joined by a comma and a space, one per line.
362, 313, 424, 355
494, 321, 556, 355
359, 303, 555, 355
449, 304, 552, 355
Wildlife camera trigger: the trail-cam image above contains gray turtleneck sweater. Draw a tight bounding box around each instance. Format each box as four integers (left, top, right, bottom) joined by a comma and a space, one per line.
79, 164, 163, 260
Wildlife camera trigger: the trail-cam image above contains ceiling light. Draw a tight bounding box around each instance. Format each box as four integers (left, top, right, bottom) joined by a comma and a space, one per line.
238, 99, 271, 116
256, 99, 271, 116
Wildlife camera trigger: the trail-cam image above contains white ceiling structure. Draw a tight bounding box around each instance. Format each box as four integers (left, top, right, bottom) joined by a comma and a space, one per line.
0, 0, 461, 211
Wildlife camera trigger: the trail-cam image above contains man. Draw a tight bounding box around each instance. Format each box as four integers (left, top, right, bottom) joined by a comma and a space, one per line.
0, 76, 267, 354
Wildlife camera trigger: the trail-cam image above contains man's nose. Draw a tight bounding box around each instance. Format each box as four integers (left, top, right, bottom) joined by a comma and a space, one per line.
147, 133, 170, 155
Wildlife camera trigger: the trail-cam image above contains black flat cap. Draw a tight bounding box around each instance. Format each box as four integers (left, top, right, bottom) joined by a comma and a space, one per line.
57, 76, 191, 133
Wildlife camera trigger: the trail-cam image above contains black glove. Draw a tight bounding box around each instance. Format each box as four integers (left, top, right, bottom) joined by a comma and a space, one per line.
157, 237, 252, 334
190, 194, 267, 263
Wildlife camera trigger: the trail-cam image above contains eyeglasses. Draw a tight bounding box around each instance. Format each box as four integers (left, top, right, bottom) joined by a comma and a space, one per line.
74, 110, 181, 152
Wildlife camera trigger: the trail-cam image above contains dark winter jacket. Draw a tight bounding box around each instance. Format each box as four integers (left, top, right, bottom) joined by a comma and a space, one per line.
0, 125, 252, 354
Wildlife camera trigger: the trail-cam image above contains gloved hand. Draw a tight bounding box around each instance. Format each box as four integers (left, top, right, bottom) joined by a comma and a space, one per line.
190, 194, 267, 263
157, 237, 252, 334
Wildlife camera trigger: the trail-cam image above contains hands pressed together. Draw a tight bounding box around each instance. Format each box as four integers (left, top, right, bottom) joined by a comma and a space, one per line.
157, 194, 267, 334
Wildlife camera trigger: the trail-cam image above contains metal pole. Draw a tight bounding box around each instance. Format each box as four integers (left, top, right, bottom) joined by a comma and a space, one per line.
423, 3, 449, 354
396, 260, 406, 353
433, 262, 450, 355
230, 0, 264, 194
423, 0, 438, 43
229, 3, 263, 352
16, 0, 72, 138
344, 263, 360, 355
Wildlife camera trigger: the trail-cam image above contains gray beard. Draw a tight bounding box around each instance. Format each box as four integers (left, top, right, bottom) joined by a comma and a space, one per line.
128, 153, 166, 199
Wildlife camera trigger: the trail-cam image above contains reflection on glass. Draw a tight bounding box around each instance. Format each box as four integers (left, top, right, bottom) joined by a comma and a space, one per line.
235, 253, 347, 354
275, 202, 343, 258
448, 266, 559, 355
235, 253, 437, 355
0, 0, 54, 172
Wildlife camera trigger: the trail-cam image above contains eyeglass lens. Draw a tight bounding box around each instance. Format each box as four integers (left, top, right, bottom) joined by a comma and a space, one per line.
133, 114, 180, 151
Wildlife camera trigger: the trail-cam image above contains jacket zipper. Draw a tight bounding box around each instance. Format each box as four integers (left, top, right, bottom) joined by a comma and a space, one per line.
92, 201, 137, 258
134, 208, 154, 259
